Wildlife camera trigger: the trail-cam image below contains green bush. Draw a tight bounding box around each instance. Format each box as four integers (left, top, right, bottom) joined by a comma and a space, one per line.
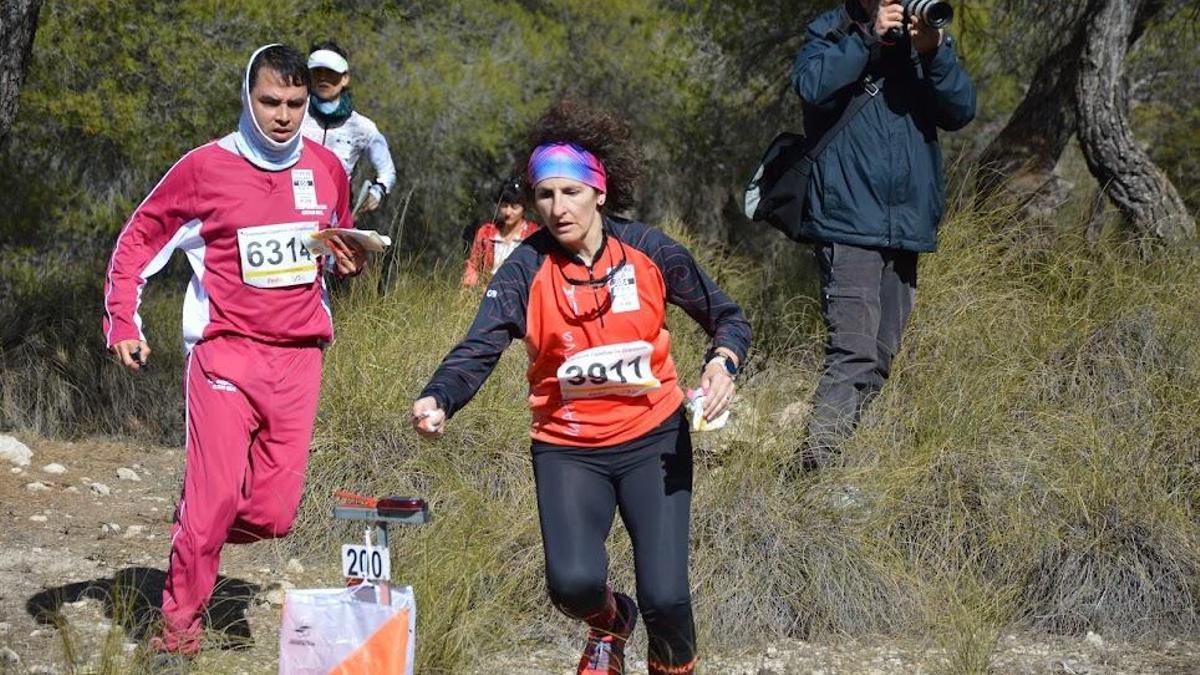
3, 2, 1199, 673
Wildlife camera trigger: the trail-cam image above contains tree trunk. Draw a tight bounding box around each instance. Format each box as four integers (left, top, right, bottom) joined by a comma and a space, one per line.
0, 0, 42, 144
976, 2, 1163, 216
976, 26, 1085, 212
1075, 0, 1194, 243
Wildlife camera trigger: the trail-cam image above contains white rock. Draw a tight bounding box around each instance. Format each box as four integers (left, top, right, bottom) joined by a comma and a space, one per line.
42, 463, 67, 475
0, 621, 11, 634
116, 467, 140, 482
263, 580, 295, 606
29, 515, 48, 523
0, 435, 32, 466
0, 647, 18, 666
776, 400, 813, 428
285, 558, 305, 576
9, 467, 21, 474
89, 483, 111, 496
1085, 631, 1104, 650
66, 486, 79, 493
123, 525, 146, 538
25, 482, 51, 492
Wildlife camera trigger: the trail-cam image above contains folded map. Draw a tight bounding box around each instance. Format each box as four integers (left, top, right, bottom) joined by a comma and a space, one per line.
304, 229, 392, 255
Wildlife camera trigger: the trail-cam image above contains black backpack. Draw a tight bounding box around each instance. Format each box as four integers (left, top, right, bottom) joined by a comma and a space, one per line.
743, 14, 881, 242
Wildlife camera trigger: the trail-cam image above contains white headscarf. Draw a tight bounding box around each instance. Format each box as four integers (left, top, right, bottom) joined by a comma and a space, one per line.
231, 44, 305, 171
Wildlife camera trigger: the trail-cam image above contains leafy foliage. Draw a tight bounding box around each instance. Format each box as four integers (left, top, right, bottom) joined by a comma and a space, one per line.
2, 3, 1200, 671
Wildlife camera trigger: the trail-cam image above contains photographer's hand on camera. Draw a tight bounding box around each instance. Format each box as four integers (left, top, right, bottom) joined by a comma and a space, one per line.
874, 0, 905, 40
909, 15, 944, 54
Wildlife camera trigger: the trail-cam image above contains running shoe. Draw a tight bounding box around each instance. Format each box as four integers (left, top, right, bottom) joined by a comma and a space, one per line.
138, 647, 193, 675
141, 635, 197, 674
577, 592, 638, 675
648, 657, 696, 675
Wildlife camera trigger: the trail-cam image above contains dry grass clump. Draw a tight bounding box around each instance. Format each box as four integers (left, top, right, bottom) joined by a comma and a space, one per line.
5, 199, 1200, 672
0, 254, 185, 442
299, 205, 1200, 672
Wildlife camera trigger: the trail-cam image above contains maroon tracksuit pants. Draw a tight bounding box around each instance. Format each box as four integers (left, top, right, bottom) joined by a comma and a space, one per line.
160, 335, 322, 652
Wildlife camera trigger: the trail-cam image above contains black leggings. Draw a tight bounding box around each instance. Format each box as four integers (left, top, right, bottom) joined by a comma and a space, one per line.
531, 409, 695, 666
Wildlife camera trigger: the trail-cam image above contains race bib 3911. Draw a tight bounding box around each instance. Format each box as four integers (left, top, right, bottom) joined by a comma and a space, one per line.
557, 340, 660, 400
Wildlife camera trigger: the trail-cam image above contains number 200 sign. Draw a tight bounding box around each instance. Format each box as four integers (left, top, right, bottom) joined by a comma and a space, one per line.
341, 544, 390, 581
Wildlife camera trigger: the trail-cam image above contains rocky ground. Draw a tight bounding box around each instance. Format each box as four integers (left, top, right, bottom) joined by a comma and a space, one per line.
1, 433, 1197, 674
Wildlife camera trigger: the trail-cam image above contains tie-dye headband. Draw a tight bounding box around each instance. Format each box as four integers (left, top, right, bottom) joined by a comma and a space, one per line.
527, 143, 607, 193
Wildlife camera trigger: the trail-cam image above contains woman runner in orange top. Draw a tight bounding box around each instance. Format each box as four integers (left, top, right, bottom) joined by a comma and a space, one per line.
411, 100, 751, 675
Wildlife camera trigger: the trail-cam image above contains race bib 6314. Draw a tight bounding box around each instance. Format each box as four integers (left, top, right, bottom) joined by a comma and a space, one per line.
237, 222, 319, 289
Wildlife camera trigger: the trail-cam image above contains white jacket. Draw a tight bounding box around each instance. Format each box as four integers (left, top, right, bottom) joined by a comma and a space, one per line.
301, 111, 397, 198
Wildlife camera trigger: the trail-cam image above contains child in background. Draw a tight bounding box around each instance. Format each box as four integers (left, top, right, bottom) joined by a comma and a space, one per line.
462, 177, 539, 286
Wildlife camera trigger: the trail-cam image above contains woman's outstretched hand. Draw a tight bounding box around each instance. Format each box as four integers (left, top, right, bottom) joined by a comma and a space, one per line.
411, 396, 447, 438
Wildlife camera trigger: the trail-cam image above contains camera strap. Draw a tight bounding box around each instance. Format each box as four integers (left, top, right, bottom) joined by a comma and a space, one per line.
806, 74, 884, 163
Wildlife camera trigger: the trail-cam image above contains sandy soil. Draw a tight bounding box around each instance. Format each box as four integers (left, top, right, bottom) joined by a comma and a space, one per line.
1, 434, 1196, 674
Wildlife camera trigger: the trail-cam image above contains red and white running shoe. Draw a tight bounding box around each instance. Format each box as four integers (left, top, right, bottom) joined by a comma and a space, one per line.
577, 592, 638, 675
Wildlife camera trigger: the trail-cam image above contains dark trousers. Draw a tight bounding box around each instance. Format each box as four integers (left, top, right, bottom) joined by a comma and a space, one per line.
804, 241, 918, 467
532, 410, 695, 666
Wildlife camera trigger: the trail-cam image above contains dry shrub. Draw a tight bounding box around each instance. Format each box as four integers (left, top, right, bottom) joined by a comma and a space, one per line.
6, 203, 1200, 672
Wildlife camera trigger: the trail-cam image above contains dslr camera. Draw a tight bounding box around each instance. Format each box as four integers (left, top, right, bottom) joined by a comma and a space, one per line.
886, 0, 954, 40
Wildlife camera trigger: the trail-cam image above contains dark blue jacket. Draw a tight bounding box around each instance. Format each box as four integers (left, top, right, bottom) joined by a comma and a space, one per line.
792, 7, 976, 252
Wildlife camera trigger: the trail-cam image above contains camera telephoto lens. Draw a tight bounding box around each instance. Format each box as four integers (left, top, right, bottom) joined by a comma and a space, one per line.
905, 0, 954, 29
884, 0, 954, 43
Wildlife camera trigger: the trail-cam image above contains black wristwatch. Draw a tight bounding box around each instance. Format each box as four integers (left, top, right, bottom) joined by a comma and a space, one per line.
703, 349, 738, 377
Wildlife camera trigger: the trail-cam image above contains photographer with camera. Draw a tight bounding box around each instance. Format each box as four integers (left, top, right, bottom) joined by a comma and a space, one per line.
791, 0, 975, 471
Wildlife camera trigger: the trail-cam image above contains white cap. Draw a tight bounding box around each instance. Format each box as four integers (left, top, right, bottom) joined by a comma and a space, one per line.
308, 49, 349, 74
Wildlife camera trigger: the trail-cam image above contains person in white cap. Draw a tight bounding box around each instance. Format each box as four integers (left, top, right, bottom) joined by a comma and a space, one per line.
300, 40, 397, 213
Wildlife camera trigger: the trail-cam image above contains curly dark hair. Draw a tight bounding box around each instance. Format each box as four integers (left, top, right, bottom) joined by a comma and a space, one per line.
525, 99, 642, 213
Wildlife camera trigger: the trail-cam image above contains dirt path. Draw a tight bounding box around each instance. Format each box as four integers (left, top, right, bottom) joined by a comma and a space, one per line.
0, 435, 293, 674
1, 434, 1196, 674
